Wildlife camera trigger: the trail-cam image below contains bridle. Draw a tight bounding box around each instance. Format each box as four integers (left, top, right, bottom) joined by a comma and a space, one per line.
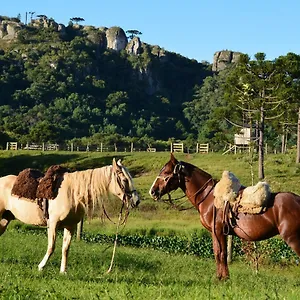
103, 168, 136, 225
157, 162, 216, 210
115, 169, 137, 203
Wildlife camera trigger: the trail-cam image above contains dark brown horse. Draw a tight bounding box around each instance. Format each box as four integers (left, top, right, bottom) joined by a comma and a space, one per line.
149, 153, 300, 280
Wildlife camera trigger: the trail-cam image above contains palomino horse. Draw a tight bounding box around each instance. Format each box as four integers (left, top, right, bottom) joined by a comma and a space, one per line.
0, 158, 139, 273
149, 153, 300, 280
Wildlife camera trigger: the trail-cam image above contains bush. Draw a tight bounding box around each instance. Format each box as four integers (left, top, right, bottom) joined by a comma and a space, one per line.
10, 224, 299, 264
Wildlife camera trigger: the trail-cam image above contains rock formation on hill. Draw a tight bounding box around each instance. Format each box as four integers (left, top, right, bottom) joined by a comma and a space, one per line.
0, 16, 141, 55
0, 20, 23, 40
212, 50, 242, 72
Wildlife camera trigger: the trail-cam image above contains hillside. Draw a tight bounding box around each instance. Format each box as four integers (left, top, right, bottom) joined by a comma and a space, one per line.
0, 15, 213, 147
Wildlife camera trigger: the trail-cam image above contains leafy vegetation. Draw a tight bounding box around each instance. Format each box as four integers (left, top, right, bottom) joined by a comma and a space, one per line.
2, 15, 300, 157
0, 16, 211, 147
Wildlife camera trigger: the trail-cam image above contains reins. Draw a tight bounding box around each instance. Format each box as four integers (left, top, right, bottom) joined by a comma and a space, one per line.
162, 173, 216, 211
102, 167, 133, 225
106, 167, 135, 273
187, 177, 215, 208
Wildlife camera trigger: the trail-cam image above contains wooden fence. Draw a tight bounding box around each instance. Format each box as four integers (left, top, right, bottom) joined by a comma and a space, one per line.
170, 143, 184, 153
196, 143, 209, 154
5, 142, 211, 154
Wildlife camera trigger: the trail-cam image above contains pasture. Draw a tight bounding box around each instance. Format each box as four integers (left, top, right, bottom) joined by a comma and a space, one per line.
1, 150, 300, 299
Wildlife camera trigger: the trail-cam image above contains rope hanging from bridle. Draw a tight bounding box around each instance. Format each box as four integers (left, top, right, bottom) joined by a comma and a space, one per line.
107, 202, 126, 273
106, 169, 133, 273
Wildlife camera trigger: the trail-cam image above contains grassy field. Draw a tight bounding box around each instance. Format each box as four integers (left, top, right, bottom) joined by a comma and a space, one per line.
1, 150, 300, 299
1, 230, 300, 299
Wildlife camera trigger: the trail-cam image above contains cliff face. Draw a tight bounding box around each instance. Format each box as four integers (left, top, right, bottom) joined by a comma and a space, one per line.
212, 50, 242, 72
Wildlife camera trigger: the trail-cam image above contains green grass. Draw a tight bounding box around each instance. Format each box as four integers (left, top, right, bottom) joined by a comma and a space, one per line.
2, 150, 300, 298
1, 230, 300, 299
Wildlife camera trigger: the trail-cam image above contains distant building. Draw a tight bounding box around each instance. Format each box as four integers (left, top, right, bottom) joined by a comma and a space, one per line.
234, 127, 251, 145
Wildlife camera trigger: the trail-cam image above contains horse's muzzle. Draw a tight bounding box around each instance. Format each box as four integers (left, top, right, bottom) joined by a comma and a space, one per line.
129, 193, 140, 208
132, 198, 140, 208
150, 188, 160, 201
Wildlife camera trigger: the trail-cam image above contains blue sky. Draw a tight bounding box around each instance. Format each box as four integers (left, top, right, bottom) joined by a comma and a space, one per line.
2, 0, 300, 63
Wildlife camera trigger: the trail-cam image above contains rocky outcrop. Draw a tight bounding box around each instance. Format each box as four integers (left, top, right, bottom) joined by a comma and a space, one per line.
83, 26, 107, 48
0, 17, 154, 62
212, 50, 242, 72
31, 17, 59, 30
126, 37, 142, 55
106, 26, 127, 51
0, 20, 23, 40
151, 45, 167, 62
57, 24, 66, 34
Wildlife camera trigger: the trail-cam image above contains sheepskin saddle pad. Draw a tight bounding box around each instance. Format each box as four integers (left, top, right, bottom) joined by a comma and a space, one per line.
214, 170, 271, 214
11, 165, 68, 201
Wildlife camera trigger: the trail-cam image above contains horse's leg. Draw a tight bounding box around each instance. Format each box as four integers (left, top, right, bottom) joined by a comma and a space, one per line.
60, 226, 75, 273
212, 210, 229, 280
0, 211, 15, 235
38, 221, 58, 271
281, 231, 300, 258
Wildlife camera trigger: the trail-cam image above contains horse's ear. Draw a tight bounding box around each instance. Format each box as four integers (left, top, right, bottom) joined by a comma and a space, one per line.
117, 159, 123, 167
170, 152, 178, 165
112, 158, 122, 172
112, 158, 118, 171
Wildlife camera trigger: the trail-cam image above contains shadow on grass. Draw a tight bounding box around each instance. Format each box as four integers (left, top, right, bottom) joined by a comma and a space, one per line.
0, 153, 132, 176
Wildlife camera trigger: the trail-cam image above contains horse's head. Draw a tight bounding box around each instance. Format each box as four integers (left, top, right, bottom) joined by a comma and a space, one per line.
111, 158, 140, 208
149, 153, 185, 201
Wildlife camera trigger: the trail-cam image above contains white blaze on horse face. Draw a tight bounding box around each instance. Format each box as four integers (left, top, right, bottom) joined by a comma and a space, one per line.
149, 166, 167, 200
149, 177, 159, 199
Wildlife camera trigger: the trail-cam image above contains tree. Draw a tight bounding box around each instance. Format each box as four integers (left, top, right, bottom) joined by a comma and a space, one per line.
276, 53, 300, 162
183, 67, 235, 148
126, 29, 142, 40
36, 15, 48, 20
28, 12, 35, 22
70, 17, 85, 25
29, 120, 59, 143
225, 53, 288, 179
16, 13, 21, 22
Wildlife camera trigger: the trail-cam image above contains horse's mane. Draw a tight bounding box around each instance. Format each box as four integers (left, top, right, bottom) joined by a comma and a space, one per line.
62, 166, 113, 214
181, 161, 212, 179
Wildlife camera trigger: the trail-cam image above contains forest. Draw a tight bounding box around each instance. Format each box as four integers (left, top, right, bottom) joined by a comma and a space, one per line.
1, 15, 300, 152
